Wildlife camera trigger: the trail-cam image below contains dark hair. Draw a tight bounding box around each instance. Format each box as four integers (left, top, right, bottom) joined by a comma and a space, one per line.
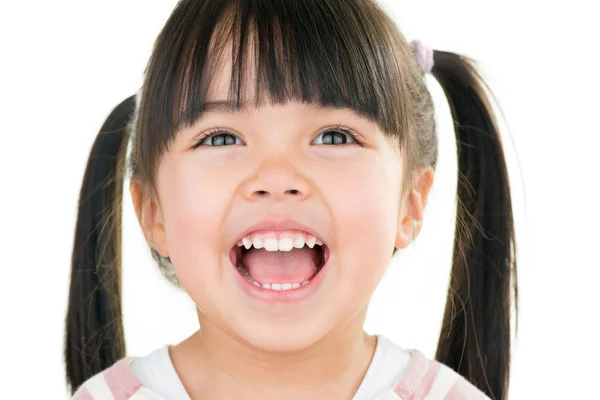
65, 1, 518, 398
64, 95, 133, 390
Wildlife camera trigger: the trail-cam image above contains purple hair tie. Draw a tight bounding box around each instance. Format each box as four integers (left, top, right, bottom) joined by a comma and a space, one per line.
410, 40, 434, 74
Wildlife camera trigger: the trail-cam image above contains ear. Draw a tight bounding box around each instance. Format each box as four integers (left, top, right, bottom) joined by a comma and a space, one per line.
395, 167, 434, 250
130, 180, 169, 257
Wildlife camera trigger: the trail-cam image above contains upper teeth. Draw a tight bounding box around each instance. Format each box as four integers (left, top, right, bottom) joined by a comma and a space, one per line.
237, 233, 323, 252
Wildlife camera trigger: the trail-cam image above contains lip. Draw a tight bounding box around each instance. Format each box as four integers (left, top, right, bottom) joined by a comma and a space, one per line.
231, 219, 327, 248
228, 245, 331, 303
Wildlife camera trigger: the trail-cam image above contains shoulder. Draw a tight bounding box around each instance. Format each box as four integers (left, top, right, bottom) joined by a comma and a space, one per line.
72, 357, 165, 400
388, 349, 490, 400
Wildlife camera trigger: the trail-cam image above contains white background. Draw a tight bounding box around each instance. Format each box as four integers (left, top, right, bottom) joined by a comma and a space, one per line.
1, 0, 598, 398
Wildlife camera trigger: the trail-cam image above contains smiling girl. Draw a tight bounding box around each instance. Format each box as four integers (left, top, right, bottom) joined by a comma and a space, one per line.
65, 1, 517, 399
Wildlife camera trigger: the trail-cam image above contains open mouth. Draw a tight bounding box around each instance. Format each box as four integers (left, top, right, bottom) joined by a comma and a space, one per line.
230, 236, 329, 291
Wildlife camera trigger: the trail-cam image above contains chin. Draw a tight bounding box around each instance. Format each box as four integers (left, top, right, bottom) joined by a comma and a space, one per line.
235, 319, 331, 353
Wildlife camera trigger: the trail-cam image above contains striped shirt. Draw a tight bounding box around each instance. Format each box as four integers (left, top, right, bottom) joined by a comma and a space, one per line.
73, 347, 489, 399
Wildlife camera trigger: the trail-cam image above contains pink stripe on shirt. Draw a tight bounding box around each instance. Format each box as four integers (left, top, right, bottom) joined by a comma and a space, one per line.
73, 349, 490, 399
445, 375, 490, 400
405, 361, 441, 399
393, 349, 430, 398
72, 386, 94, 400
104, 358, 143, 399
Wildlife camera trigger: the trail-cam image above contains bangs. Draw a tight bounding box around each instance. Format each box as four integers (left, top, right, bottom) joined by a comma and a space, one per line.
138, 0, 410, 163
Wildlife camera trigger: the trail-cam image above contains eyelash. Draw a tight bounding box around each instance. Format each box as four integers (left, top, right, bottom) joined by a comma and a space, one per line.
193, 125, 363, 148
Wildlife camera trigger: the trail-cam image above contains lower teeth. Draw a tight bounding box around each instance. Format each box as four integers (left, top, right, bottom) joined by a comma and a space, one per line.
237, 265, 311, 290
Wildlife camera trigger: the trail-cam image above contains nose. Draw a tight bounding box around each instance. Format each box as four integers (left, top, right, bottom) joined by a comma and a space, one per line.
242, 157, 311, 202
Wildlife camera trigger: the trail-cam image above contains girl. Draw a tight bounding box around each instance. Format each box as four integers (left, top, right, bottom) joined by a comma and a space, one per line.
65, 0, 517, 399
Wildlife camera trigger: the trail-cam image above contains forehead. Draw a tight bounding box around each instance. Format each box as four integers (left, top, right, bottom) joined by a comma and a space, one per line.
202, 38, 321, 115
167, 6, 402, 137
204, 32, 276, 107
205, 48, 253, 104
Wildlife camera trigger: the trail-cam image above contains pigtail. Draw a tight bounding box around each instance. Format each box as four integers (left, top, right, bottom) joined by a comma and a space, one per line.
430, 51, 517, 400
64, 95, 136, 394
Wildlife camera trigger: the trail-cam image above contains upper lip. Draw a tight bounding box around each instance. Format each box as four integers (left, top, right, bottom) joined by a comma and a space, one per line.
232, 219, 327, 248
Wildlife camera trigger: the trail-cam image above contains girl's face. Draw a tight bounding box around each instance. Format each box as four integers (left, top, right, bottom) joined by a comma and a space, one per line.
147, 65, 410, 351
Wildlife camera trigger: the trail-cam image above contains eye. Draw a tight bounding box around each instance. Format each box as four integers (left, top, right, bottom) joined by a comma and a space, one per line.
312, 126, 361, 145
195, 128, 244, 147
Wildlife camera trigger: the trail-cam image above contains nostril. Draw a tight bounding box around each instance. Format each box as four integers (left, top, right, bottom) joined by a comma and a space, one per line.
254, 189, 301, 197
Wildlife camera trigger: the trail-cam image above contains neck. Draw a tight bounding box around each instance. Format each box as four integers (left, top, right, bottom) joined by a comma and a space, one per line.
170, 310, 377, 400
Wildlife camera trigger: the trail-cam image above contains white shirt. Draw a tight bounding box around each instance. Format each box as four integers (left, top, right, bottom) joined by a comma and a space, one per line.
130, 334, 411, 400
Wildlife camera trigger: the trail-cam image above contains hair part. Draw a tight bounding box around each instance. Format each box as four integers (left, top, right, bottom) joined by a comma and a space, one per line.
65, 1, 517, 398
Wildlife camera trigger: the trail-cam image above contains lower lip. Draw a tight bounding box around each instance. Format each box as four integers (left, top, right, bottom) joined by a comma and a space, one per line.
228, 247, 330, 303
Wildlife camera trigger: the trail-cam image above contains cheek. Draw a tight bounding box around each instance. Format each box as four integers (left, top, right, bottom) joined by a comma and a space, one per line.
327, 155, 401, 283
156, 160, 231, 280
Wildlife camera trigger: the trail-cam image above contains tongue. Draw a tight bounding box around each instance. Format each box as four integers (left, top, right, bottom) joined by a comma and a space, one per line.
242, 247, 320, 284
